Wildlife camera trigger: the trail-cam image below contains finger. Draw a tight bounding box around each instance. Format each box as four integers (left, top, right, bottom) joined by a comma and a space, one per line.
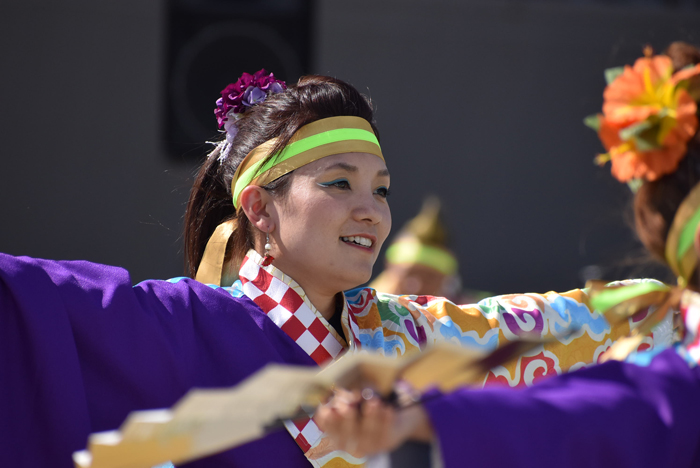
374, 400, 397, 451
335, 393, 361, 453
316, 390, 359, 435
356, 397, 383, 455
329, 388, 360, 410
315, 404, 339, 433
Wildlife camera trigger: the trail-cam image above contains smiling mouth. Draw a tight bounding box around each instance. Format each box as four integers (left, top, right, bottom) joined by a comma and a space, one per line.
341, 236, 374, 248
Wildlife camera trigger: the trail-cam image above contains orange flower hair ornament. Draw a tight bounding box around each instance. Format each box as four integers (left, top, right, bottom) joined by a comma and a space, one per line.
586, 47, 700, 185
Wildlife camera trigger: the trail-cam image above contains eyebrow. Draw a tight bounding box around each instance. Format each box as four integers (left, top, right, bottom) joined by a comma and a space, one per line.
325, 162, 390, 178
326, 162, 358, 173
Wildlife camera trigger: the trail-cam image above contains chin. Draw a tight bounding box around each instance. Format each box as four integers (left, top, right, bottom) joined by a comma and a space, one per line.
338, 268, 373, 291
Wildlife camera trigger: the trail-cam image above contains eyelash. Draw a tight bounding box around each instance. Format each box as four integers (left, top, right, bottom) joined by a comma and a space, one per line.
319, 179, 351, 190
375, 186, 391, 198
319, 179, 391, 198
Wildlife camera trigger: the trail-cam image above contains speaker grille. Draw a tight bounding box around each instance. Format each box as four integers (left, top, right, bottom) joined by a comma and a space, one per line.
164, 0, 312, 160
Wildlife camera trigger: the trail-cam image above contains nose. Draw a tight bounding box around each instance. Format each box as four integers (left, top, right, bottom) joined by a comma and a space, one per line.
352, 190, 388, 226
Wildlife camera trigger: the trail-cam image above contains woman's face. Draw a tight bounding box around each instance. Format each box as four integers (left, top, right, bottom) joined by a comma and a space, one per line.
270, 152, 391, 297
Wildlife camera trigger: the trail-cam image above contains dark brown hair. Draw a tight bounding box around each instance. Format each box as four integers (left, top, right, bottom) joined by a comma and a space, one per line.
184, 75, 379, 278
633, 42, 700, 271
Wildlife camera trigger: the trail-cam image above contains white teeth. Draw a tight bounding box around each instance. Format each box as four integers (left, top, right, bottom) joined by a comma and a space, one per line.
341, 236, 373, 247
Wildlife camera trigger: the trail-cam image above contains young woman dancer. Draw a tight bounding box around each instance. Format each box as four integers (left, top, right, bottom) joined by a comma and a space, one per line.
316, 42, 700, 468
0, 72, 658, 467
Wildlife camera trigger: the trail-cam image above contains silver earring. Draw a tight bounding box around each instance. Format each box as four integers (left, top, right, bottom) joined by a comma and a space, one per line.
263, 230, 274, 266
264, 231, 272, 256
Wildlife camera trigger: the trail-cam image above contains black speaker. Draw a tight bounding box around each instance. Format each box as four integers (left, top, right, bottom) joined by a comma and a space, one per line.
164, 0, 313, 160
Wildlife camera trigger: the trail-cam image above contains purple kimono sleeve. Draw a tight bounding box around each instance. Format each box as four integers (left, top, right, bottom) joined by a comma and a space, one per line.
423, 349, 700, 468
0, 253, 315, 468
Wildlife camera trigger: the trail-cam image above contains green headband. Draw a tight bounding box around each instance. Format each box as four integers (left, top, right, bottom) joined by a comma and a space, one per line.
589, 281, 670, 314
386, 241, 458, 276
230, 116, 383, 208
665, 181, 700, 286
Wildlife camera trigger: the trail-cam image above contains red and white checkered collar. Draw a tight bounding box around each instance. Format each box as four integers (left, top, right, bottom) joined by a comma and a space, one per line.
238, 250, 347, 365
238, 251, 367, 461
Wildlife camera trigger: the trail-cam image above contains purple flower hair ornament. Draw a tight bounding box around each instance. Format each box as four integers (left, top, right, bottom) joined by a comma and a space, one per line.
214, 69, 286, 143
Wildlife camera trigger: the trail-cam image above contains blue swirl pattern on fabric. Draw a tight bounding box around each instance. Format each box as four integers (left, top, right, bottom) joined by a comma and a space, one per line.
358, 329, 405, 355
345, 287, 369, 306
438, 318, 500, 352
550, 295, 610, 337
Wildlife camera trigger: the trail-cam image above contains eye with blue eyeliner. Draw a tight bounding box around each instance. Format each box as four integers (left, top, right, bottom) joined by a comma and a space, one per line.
318, 178, 350, 189
375, 186, 391, 198
318, 178, 390, 198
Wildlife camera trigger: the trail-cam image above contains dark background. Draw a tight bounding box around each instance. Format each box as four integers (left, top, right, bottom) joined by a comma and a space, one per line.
1, 0, 699, 294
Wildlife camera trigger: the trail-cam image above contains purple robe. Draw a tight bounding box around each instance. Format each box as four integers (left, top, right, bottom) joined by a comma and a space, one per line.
0, 253, 316, 467
424, 348, 700, 467
5, 252, 700, 467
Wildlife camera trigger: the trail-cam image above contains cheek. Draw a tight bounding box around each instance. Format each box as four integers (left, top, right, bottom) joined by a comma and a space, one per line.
294, 200, 340, 243
379, 205, 392, 243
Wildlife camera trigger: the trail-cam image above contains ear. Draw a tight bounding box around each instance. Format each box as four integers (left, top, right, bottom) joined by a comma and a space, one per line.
239, 185, 277, 233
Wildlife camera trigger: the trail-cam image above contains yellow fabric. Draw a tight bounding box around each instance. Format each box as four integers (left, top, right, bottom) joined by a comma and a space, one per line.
195, 219, 237, 286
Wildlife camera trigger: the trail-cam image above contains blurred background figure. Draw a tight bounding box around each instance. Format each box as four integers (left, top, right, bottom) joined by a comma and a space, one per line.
370, 196, 491, 302
371, 196, 458, 297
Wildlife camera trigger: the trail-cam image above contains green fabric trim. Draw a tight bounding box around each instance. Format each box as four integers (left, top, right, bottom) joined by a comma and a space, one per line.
589, 282, 669, 313
279, 128, 378, 161
386, 242, 457, 276
233, 128, 379, 203
374, 292, 408, 325
676, 204, 700, 262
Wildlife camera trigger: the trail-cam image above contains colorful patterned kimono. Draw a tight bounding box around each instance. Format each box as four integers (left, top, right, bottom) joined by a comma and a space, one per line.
422, 289, 700, 468
209, 251, 669, 467
0, 250, 665, 468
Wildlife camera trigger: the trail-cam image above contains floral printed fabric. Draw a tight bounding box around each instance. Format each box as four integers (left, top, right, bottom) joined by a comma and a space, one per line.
219, 253, 668, 468
346, 287, 669, 388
